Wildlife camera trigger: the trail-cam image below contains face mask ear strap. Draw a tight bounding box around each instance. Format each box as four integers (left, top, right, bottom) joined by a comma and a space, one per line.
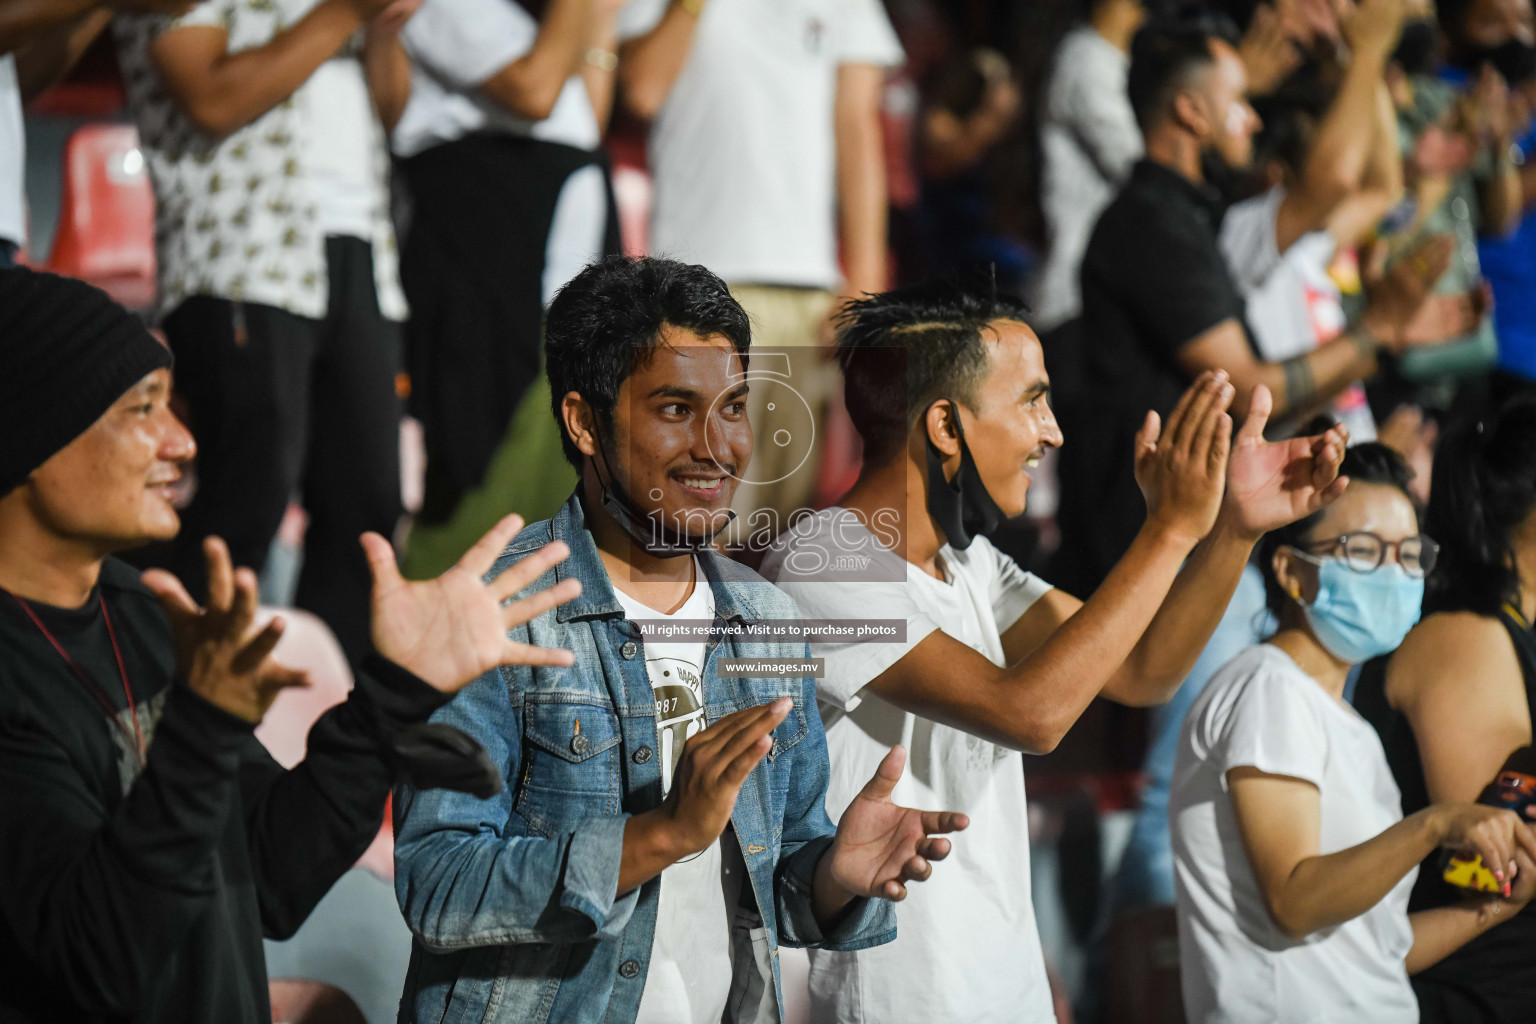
588, 416, 619, 491
945, 399, 966, 442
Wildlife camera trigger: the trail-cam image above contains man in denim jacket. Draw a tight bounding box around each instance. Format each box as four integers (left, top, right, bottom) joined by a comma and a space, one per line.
394, 256, 966, 1024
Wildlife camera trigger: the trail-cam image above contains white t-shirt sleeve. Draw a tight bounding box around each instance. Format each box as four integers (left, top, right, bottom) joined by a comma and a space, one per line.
403, 0, 537, 90
978, 537, 1055, 635
777, 577, 941, 713
1215, 659, 1330, 790
1056, 37, 1141, 183
833, 0, 905, 67
1219, 186, 1287, 295
167, 0, 231, 31
616, 0, 670, 42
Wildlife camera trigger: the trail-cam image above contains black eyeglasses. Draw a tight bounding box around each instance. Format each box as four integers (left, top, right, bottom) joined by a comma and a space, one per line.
1297, 532, 1440, 579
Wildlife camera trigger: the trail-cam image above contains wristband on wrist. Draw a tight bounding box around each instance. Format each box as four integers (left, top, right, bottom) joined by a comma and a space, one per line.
678, 0, 705, 16
585, 47, 618, 71
1347, 320, 1382, 361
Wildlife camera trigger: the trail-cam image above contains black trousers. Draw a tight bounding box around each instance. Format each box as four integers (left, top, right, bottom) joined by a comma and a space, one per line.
156, 236, 403, 661
397, 134, 619, 520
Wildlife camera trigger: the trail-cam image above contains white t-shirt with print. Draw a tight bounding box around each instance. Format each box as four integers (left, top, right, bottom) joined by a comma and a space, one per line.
761, 508, 1057, 1024
616, 0, 903, 289
1170, 644, 1417, 1024
614, 570, 745, 1024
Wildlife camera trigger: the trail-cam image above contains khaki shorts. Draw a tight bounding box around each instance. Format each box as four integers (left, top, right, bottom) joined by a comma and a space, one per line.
726, 284, 839, 545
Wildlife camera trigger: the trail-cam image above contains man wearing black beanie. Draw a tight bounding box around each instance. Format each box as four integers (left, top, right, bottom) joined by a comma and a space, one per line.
0, 268, 584, 1023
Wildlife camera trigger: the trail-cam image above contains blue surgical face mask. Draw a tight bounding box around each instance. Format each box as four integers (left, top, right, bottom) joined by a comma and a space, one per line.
1292, 551, 1425, 664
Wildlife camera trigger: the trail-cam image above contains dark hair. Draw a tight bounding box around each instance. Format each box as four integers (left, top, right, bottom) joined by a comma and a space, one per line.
1127, 14, 1239, 132
1251, 71, 1333, 177
1256, 441, 1419, 622
1426, 399, 1536, 616
833, 278, 1031, 466
544, 255, 751, 468
1436, 0, 1476, 46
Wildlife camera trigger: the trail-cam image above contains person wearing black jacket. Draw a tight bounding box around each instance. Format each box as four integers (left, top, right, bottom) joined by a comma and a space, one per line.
0, 266, 582, 1023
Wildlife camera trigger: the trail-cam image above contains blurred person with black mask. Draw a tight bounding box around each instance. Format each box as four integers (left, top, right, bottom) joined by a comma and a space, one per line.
1056, 6, 1453, 596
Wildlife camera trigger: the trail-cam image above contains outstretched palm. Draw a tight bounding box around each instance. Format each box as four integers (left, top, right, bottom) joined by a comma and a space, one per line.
362, 514, 582, 695
827, 747, 969, 901
1224, 385, 1350, 537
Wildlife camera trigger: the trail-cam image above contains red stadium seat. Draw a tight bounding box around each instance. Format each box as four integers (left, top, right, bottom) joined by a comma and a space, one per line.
44, 123, 156, 310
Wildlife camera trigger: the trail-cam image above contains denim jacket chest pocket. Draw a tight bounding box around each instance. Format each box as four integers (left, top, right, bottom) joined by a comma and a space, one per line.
514, 696, 623, 837
713, 663, 810, 782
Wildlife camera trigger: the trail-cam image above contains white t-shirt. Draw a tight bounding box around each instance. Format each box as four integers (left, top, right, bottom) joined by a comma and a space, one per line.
0, 55, 26, 247
1219, 187, 1377, 440
1029, 25, 1141, 330
614, 571, 744, 1024
761, 508, 1058, 1024
617, 0, 903, 288
392, 0, 610, 304
1169, 644, 1417, 1024
305, 55, 380, 239
393, 0, 600, 158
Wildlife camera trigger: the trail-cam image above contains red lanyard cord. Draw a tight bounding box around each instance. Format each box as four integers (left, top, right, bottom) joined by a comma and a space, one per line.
9, 592, 146, 767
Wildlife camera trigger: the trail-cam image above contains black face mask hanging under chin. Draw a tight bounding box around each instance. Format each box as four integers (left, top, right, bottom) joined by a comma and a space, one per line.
924, 399, 1008, 551
589, 428, 735, 558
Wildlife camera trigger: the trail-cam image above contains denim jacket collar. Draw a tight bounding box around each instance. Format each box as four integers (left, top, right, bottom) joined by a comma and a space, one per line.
549, 492, 765, 626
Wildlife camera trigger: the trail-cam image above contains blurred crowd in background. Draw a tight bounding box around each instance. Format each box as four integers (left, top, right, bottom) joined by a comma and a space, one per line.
5, 0, 1536, 1020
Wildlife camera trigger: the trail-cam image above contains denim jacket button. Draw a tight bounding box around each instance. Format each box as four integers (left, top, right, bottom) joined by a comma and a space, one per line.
620, 641, 639, 660
633, 745, 653, 764
618, 959, 641, 979
570, 734, 591, 756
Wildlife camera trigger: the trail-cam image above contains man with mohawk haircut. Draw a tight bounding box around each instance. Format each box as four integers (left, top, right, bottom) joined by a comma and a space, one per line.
762, 278, 1353, 1023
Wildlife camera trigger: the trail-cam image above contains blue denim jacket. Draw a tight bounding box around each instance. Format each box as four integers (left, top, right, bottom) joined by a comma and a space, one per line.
394, 494, 895, 1024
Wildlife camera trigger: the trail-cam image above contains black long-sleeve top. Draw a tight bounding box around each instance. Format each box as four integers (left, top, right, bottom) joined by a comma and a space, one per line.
0, 558, 448, 1023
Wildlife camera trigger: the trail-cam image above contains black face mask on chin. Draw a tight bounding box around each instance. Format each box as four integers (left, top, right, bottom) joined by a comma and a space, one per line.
1458, 39, 1536, 86
924, 399, 1009, 551
589, 426, 735, 559
1394, 19, 1440, 76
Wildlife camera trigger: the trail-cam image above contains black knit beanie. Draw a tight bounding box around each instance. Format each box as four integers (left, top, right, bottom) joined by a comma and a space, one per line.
0, 268, 173, 496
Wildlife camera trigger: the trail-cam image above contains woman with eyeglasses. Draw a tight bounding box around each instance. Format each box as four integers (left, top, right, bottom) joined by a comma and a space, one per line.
1352, 397, 1536, 1024
1169, 442, 1536, 1024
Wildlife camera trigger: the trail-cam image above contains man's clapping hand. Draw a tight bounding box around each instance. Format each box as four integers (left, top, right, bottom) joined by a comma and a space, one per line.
361, 513, 581, 695
143, 514, 582, 724
143, 537, 310, 723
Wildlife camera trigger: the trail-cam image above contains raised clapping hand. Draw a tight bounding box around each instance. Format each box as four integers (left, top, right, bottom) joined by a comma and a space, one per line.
650, 700, 966, 904
1134, 370, 1236, 549
1222, 384, 1350, 538
656, 700, 798, 855
143, 515, 581, 723
824, 746, 970, 901
360, 513, 582, 695
143, 538, 311, 723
